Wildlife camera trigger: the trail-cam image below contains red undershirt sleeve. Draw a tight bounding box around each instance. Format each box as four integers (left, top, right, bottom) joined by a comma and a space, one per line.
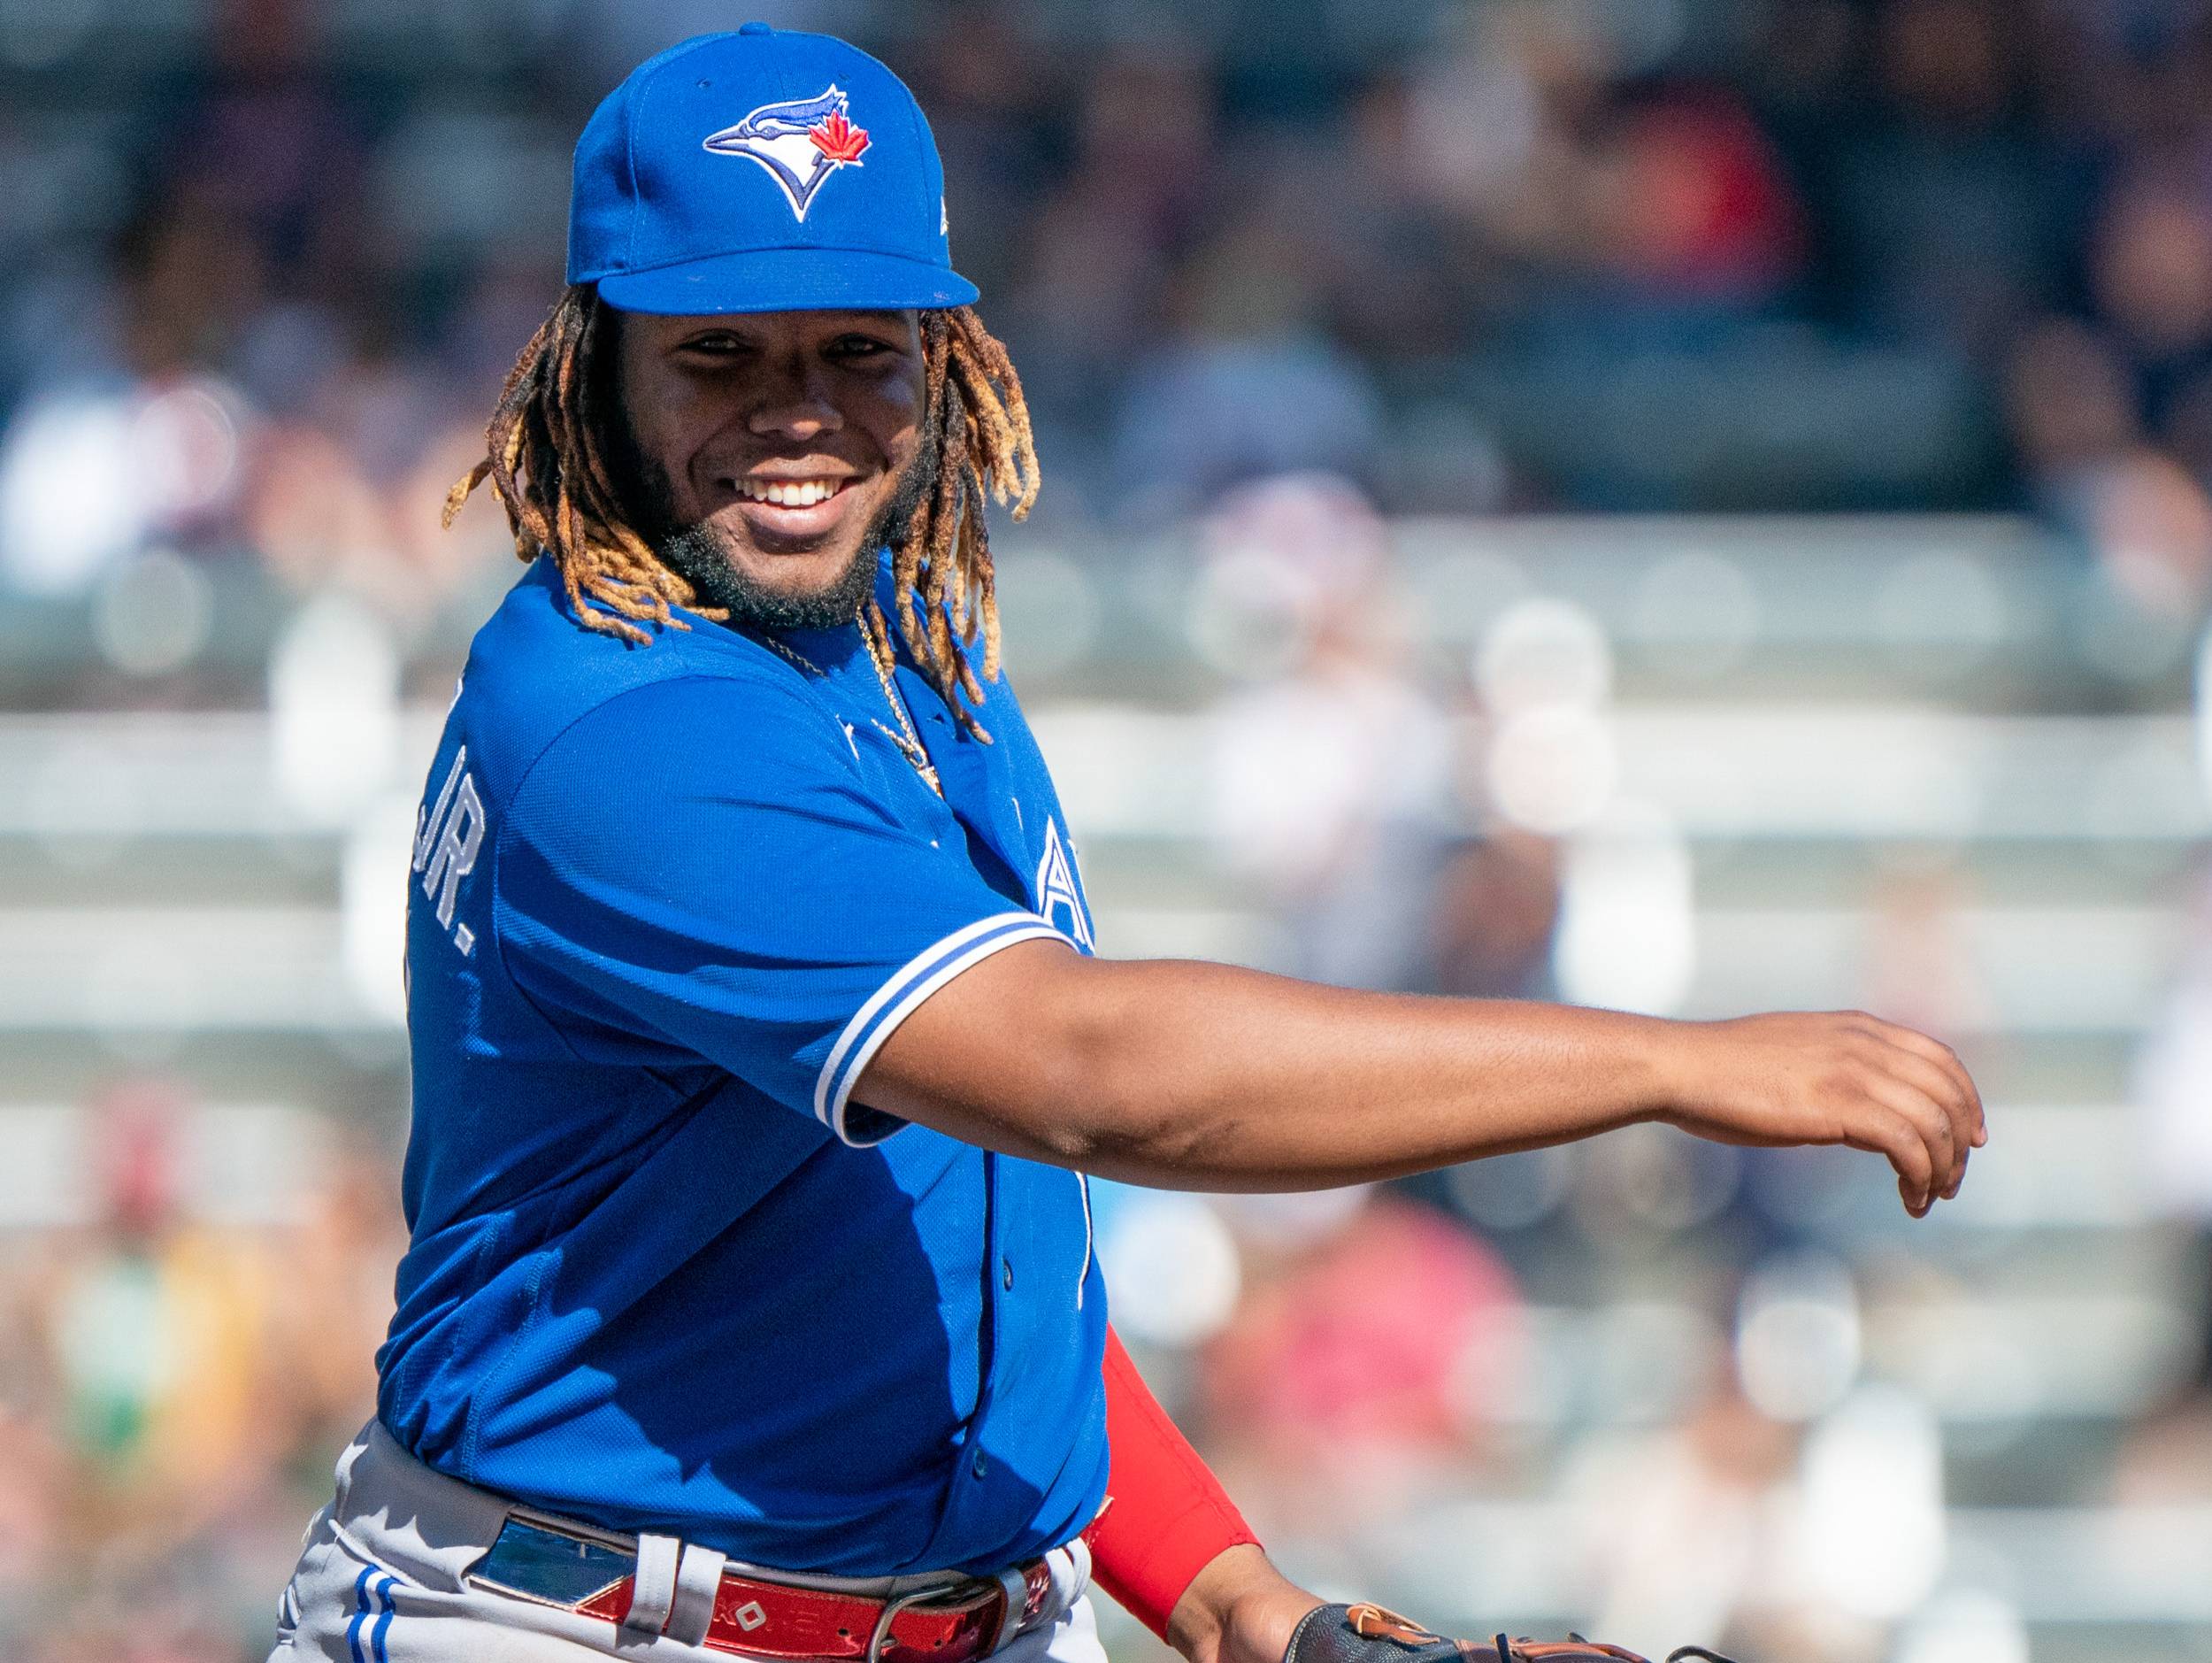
1089, 1324, 1262, 1640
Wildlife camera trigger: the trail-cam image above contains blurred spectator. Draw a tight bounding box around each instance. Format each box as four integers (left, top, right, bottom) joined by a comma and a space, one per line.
0, 1082, 402, 1661
2079, 443, 2212, 612
2089, 166, 2212, 411
1822, 0, 2082, 355
1199, 1196, 1521, 1540
30, 1082, 285, 1551
1422, 828, 1563, 1000
1567, 1374, 1798, 1659
1199, 474, 1455, 989
2008, 314, 2212, 612
1578, 89, 1807, 309
2115, 860, 2212, 1496
2006, 317, 2141, 504
1109, 211, 1386, 525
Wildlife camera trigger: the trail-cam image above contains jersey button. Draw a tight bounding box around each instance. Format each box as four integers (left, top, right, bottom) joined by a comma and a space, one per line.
972, 1450, 989, 1479
1001, 1258, 1013, 1290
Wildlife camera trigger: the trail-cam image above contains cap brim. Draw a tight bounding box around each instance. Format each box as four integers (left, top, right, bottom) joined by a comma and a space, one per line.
594, 246, 979, 315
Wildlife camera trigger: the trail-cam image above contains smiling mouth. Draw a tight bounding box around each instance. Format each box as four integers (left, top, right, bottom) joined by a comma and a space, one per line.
733, 477, 850, 508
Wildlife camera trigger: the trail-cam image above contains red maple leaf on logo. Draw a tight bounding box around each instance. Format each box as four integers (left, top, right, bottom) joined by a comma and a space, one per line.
810, 111, 870, 165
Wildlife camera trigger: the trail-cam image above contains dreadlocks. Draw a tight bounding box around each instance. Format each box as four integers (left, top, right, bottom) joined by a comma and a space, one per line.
443, 286, 1040, 739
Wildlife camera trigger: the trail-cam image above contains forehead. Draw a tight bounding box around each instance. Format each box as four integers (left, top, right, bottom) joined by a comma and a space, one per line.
617, 305, 919, 343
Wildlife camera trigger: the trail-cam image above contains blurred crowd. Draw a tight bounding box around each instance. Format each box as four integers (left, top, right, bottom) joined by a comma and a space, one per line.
6, 472, 2201, 1661
8, 3, 2212, 1662
17, 0, 2212, 699
0, 1082, 407, 1660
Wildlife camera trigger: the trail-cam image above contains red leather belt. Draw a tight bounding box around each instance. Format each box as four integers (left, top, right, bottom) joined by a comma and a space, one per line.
466, 1507, 1102, 1662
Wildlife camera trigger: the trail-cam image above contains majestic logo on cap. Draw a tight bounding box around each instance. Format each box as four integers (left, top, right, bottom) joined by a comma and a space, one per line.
703, 85, 871, 222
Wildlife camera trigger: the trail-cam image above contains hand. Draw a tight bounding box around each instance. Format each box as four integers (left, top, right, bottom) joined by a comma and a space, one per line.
1653, 1010, 1986, 1218
1165, 1545, 1325, 1663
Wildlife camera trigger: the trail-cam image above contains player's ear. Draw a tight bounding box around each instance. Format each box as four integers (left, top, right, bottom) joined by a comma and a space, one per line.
588, 289, 625, 382
585, 296, 654, 526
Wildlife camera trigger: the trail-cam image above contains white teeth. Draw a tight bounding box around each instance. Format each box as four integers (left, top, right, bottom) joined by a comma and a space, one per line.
739, 478, 841, 507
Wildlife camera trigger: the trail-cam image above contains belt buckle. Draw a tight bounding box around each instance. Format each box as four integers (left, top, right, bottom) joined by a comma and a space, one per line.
861, 1572, 1018, 1663
465, 1507, 637, 1612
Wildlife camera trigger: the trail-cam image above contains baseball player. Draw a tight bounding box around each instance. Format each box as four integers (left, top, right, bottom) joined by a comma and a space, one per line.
269, 26, 1984, 1663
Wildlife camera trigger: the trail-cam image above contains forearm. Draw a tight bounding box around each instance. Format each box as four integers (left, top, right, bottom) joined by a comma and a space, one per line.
862, 940, 1983, 1214
1066, 961, 1675, 1189
1093, 1325, 1261, 1639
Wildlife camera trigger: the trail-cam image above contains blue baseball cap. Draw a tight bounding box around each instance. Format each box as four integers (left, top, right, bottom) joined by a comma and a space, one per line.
567, 23, 979, 316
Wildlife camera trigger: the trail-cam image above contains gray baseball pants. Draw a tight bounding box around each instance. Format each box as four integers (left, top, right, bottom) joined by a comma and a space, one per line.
268, 1421, 1107, 1663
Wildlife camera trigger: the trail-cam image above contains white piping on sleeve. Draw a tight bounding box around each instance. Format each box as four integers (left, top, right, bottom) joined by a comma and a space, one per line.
814, 911, 1073, 1148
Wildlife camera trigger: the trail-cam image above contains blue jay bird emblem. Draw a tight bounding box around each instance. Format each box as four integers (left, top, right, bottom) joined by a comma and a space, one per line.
703, 86, 871, 222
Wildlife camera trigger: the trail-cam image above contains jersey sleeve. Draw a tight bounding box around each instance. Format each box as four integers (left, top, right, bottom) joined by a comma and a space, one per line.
494, 673, 1071, 1146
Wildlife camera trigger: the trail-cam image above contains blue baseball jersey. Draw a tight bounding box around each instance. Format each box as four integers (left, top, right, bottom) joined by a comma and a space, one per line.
377, 551, 1110, 1577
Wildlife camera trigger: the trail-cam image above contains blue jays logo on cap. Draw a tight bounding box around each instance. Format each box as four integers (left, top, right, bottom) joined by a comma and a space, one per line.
567, 24, 979, 317
704, 86, 872, 222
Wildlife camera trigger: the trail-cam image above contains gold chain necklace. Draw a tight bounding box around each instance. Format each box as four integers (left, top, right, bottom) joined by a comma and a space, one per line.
755, 621, 945, 799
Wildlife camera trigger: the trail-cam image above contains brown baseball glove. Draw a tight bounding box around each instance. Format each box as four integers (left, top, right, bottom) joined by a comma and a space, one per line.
1282, 1602, 1738, 1663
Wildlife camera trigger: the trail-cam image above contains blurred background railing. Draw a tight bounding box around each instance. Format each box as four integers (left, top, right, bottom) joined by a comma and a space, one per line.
10, 1, 2212, 1661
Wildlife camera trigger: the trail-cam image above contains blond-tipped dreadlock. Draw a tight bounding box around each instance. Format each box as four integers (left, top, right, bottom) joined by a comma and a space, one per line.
443, 286, 1040, 739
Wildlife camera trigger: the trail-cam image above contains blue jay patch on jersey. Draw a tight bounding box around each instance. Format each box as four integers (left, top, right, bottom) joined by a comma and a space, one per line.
703, 85, 871, 221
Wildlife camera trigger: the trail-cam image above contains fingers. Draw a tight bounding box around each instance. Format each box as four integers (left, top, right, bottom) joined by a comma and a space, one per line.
1859, 1042, 1972, 1198
1834, 1015, 1983, 1210
1841, 1101, 1939, 1216
1855, 1074, 1957, 1216
1858, 1016, 1986, 1149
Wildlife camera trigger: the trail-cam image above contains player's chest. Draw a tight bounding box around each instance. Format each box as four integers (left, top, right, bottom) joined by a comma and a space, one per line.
818, 663, 1096, 951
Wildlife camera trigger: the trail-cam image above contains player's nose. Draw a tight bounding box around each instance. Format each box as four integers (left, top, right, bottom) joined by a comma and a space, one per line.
744, 354, 846, 443
745, 389, 845, 443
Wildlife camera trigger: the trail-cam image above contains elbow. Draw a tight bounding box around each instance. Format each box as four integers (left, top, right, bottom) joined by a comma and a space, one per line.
1025, 977, 1221, 1178
1018, 969, 1181, 1173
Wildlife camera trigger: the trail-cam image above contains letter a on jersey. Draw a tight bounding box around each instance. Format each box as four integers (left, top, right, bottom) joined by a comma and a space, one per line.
1034, 820, 1094, 950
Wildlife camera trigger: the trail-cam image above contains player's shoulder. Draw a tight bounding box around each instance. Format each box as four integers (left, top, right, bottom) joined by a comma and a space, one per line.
450, 556, 840, 798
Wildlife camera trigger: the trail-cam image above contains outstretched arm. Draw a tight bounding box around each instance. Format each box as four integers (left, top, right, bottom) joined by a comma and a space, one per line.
858, 944, 1983, 1216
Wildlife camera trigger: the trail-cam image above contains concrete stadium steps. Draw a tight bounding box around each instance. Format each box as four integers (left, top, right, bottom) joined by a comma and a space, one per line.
0, 1097, 2193, 1518
1024, 705, 2209, 844
991, 518, 2204, 707
1, 513, 2202, 712
3, 704, 2199, 841
0, 894, 2180, 1060
1333, 1500, 2212, 1652
0, 689, 2193, 1121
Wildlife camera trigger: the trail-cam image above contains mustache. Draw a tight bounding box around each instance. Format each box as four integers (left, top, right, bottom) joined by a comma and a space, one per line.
600, 404, 935, 632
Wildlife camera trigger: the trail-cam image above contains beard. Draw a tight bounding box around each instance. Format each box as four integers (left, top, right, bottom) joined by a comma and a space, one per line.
602, 403, 935, 634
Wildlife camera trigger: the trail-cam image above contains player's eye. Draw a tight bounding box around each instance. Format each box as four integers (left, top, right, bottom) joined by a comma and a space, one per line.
679, 331, 748, 356
831, 331, 911, 359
